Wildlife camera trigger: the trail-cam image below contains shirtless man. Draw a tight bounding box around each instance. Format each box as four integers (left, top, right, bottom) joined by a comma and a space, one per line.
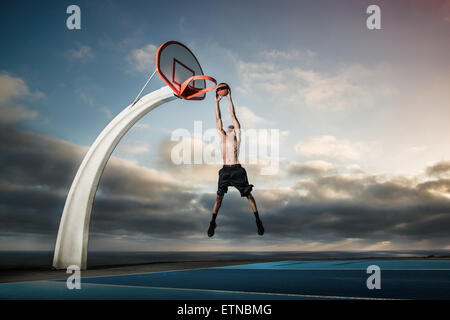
208, 84, 264, 237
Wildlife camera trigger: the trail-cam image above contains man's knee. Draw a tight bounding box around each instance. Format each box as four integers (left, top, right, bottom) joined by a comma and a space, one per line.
216, 194, 224, 203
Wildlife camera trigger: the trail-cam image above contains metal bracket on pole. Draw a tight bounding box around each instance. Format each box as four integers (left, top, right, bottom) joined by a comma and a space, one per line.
131, 69, 157, 107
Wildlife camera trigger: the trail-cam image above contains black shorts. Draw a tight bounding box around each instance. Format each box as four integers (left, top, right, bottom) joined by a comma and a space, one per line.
217, 164, 254, 197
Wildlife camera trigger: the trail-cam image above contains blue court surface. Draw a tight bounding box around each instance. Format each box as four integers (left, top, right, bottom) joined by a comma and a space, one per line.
1, 260, 449, 300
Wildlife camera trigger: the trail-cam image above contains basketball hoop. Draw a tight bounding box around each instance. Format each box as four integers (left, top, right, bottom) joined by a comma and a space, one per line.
156, 41, 217, 100
53, 41, 217, 270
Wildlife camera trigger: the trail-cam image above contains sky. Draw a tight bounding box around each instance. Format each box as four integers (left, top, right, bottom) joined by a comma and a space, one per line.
1, 0, 450, 253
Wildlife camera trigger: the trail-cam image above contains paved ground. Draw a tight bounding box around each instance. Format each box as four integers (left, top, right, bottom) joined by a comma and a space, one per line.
1, 259, 449, 300
0, 259, 273, 283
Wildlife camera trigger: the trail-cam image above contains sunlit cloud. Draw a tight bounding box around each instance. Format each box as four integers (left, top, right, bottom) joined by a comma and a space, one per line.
260, 48, 316, 60
116, 140, 150, 155
127, 43, 158, 73
0, 73, 42, 124
235, 55, 394, 110
287, 160, 336, 176
64, 43, 94, 62
295, 135, 367, 161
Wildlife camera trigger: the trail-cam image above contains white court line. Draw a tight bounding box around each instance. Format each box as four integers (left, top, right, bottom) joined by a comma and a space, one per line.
80, 268, 450, 285
81, 265, 237, 280
0, 264, 237, 285
80, 281, 401, 301
218, 268, 450, 271
3, 266, 449, 286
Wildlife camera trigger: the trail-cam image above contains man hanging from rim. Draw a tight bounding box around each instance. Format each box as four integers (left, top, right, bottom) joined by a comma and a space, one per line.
208, 83, 265, 237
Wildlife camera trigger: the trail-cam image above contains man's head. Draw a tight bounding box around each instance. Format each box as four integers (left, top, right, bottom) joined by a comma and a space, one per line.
226, 125, 235, 134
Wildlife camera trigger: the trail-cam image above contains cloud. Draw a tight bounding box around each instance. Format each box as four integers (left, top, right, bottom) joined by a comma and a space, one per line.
295, 135, 365, 161
295, 68, 368, 110
235, 53, 393, 110
157, 138, 222, 183
407, 145, 428, 154
0, 127, 197, 244
1, 126, 450, 251
127, 43, 158, 73
236, 61, 355, 109
0, 105, 38, 125
0, 72, 41, 124
134, 123, 149, 129
0, 127, 87, 189
78, 90, 113, 119
98, 107, 113, 119
64, 43, 94, 61
116, 140, 150, 155
287, 160, 336, 176
426, 161, 450, 178
199, 174, 450, 247
260, 49, 316, 60
158, 134, 281, 183
418, 179, 450, 199
235, 106, 267, 128
0, 73, 29, 104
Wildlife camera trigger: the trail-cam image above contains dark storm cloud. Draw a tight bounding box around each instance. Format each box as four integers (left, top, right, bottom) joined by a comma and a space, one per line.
0, 126, 83, 242
91, 195, 203, 236
0, 126, 84, 189
0, 126, 202, 242
197, 171, 450, 247
0, 190, 61, 234
287, 174, 450, 241
295, 175, 433, 203
426, 161, 450, 177
1, 125, 450, 249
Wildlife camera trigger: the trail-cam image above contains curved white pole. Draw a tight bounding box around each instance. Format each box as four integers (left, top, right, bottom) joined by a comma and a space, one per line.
53, 86, 177, 270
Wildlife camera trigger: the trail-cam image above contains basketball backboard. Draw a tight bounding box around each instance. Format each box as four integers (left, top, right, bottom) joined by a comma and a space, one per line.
156, 41, 216, 100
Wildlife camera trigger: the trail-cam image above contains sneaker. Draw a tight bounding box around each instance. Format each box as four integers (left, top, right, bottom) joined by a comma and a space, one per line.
256, 218, 264, 236
207, 221, 216, 237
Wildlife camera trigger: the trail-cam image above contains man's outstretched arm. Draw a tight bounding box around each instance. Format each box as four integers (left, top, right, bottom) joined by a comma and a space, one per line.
215, 94, 225, 136
227, 91, 241, 130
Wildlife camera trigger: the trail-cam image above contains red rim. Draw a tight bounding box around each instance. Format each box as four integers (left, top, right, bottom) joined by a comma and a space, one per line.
156, 41, 209, 100
179, 75, 217, 100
